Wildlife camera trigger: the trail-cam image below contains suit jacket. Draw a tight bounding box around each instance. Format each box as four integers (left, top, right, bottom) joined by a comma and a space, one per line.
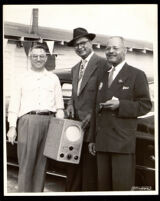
68, 53, 108, 142
89, 63, 152, 153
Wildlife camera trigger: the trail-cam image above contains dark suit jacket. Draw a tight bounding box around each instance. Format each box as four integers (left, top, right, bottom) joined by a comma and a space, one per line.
89, 63, 152, 153
68, 53, 108, 142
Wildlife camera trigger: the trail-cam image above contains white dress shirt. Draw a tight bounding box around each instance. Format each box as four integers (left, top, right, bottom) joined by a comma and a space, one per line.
77, 51, 94, 95
8, 68, 64, 127
108, 60, 126, 81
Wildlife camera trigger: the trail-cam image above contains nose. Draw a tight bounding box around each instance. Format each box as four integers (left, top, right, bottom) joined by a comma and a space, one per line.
109, 47, 114, 53
106, 47, 114, 54
37, 55, 41, 61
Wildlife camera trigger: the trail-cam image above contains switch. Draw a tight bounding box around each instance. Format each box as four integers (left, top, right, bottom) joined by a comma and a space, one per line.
67, 154, 72, 160
74, 156, 78, 160
69, 146, 73, 151
60, 153, 64, 158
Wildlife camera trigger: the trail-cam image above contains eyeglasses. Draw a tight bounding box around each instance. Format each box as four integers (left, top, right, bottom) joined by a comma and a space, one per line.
74, 40, 89, 48
31, 54, 47, 60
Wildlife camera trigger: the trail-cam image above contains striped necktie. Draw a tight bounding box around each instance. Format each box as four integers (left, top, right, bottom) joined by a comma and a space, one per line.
79, 60, 86, 80
108, 66, 115, 87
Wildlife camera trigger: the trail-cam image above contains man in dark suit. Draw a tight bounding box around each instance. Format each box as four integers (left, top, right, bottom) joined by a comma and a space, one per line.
66, 27, 107, 191
88, 36, 152, 191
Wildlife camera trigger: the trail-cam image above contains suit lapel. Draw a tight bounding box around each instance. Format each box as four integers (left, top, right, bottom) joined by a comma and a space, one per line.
97, 66, 109, 103
107, 63, 129, 96
78, 54, 98, 96
72, 62, 81, 95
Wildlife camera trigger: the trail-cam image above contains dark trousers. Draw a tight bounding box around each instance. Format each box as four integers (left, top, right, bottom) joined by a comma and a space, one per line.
65, 142, 97, 191
97, 152, 135, 191
17, 114, 51, 192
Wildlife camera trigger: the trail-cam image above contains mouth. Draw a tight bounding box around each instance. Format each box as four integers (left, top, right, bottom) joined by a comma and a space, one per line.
107, 55, 117, 60
36, 61, 43, 65
78, 50, 85, 54
108, 54, 116, 57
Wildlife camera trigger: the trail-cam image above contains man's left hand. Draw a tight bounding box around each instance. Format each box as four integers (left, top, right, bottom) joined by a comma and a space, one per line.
100, 99, 120, 110
81, 114, 91, 130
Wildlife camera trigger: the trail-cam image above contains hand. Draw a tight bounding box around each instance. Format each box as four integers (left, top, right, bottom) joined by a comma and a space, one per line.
81, 114, 91, 130
88, 143, 96, 156
100, 99, 120, 110
66, 104, 74, 119
56, 109, 64, 119
7, 127, 17, 145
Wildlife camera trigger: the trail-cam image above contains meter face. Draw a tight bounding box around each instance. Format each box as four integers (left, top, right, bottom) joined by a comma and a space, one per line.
65, 126, 81, 142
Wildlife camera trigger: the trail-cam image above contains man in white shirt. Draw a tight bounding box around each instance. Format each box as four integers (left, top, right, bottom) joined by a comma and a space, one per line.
66, 28, 108, 191
7, 44, 64, 192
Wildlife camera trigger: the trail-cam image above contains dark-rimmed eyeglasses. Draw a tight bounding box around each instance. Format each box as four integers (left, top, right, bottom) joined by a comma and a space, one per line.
74, 40, 89, 48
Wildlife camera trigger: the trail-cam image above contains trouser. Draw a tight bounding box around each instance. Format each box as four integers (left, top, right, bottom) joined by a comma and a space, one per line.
17, 114, 51, 192
97, 152, 135, 191
65, 142, 97, 191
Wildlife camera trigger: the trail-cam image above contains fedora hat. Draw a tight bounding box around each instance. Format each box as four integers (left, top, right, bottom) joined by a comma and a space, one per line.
68, 27, 96, 46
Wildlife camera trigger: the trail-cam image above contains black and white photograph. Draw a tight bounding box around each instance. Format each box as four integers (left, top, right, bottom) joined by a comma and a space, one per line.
3, 4, 158, 196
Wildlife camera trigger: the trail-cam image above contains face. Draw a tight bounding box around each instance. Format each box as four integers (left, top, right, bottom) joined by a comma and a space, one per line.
105, 37, 127, 66
73, 37, 93, 59
30, 48, 47, 70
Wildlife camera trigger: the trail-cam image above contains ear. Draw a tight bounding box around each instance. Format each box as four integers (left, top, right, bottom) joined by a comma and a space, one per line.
45, 55, 48, 62
124, 47, 127, 55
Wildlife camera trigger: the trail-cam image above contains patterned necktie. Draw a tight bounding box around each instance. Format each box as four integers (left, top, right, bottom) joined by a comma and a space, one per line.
108, 66, 115, 87
79, 60, 86, 80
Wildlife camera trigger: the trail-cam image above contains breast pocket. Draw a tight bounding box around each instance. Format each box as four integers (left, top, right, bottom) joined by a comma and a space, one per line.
41, 84, 55, 101
22, 84, 37, 94
119, 85, 133, 99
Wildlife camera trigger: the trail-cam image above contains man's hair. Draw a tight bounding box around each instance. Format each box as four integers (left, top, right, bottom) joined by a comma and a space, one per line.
30, 43, 49, 55
108, 36, 126, 47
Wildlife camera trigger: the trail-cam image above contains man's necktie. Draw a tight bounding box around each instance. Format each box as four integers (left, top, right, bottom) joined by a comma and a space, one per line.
79, 60, 86, 80
108, 67, 115, 87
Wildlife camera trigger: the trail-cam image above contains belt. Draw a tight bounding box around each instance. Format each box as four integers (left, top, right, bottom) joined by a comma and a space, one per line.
27, 111, 55, 116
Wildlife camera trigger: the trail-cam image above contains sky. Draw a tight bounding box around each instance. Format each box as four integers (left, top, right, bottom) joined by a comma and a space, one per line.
3, 4, 157, 43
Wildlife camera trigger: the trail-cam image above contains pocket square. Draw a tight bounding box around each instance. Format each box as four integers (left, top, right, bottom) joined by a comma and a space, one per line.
122, 86, 129, 90
99, 82, 103, 90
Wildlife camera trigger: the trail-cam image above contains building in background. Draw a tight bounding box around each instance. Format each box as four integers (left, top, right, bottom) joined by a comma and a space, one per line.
3, 8, 154, 113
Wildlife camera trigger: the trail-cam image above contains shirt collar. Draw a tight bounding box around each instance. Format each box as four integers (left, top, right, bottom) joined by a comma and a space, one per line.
108, 60, 126, 72
115, 60, 126, 71
82, 51, 94, 63
29, 67, 45, 74
28, 67, 53, 78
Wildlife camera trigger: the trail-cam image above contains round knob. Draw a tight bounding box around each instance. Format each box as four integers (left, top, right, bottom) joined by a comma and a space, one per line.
69, 146, 73, 151
74, 156, 78, 160
67, 154, 72, 160
60, 153, 64, 158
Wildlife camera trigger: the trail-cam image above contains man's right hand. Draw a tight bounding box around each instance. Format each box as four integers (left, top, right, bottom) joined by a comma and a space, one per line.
66, 104, 74, 119
7, 127, 17, 145
88, 142, 96, 156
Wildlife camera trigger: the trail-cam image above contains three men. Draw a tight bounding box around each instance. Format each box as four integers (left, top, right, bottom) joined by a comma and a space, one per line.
66, 27, 108, 191
88, 36, 152, 191
7, 34, 152, 192
7, 44, 64, 192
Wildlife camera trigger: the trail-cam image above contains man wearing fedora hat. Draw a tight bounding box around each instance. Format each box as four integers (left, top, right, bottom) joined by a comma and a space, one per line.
66, 27, 108, 191
7, 43, 64, 192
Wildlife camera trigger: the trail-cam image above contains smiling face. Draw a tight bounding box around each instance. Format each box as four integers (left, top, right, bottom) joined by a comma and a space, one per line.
73, 37, 93, 59
30, 47, 47, 70
105, 37, 127, 66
